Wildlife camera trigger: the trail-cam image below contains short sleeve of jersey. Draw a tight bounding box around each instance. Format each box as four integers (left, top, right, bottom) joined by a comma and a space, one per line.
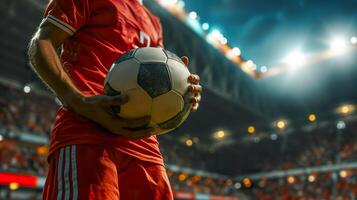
42, 0, 92, 35
154, 17, 164, 47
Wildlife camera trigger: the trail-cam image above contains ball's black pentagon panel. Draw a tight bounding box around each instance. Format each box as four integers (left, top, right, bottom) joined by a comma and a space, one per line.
158, 91, 192, 130
138, 63, 172, 98
163, 49, 184, 64
115, 48, 137, 63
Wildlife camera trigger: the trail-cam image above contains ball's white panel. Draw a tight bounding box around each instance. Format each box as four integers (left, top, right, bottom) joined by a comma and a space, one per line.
107, 59, 141, 92
134, 47, 167, 63
119, 88, 152, 119
167, 59, 191, 95
151, 90, 183, 124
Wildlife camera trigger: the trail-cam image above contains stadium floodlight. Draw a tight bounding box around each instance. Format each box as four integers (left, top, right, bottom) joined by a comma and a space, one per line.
330, 38, 347, 52
246, 60, 257, 70
188, 11, 197, 20
260, 66, 268, 73
214, 130, 225, 139
270, 134, 278, 140
231, 47, 241, 56
177, 0, 185, 8
308, 175, 316, 182
202, 23, 210, 31
287, 176, 295, 184
23, 85, 31, 93
336, 121, 346, 130
276, 120, 286, 130
207, 29, 225, 44
337, 104, 355, 115
284, 51, 305, 67
247, 125, 255, 134
220, 37, 228, 45
178, 173, 188, 182
211, 30, 221, 38
226, 47, 241, 59
243, 178, 252, 188
185, 138, 193, 147
234, 182, 242, 190
340, 170, 348, 178
351, 36, 357, 44
9, 182, 19, 191
308, 114, 316, 122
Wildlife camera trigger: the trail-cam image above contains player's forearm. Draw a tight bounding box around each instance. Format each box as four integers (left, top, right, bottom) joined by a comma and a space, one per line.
28, 37, 83, 109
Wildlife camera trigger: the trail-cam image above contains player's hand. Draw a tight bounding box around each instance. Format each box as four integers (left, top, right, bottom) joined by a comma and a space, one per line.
181, 56, 202, 112
68, 93, 156, 139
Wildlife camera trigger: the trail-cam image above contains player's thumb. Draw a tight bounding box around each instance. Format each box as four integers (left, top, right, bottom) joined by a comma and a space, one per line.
104, 94, 129, 106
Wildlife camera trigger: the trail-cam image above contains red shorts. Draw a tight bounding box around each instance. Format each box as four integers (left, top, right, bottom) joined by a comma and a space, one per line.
43, 144, 173, 200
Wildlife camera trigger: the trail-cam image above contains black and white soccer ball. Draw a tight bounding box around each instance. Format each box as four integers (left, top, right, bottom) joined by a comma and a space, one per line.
104, 47, 193, 135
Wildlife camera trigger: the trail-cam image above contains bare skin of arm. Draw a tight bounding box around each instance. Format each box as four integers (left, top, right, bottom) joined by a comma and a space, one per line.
28, 22, 155, 138
28, 22, 202, 138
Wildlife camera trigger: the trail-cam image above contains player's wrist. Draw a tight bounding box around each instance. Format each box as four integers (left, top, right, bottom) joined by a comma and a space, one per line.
60, 89, 86, 110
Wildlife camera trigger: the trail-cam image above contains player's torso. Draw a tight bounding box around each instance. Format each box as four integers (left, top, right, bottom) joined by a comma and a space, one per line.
62, 0, 162, 94
86, 0, 161, 48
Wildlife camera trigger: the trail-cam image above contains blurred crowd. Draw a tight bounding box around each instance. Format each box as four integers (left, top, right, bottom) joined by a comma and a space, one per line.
1, 82, 357, 199
241, 120, 357, 199
265, 126, 357, 171
248, 172, 357, 200
0, 83, 56, 137
0, 140, 48, 176
0, 82, 237, 196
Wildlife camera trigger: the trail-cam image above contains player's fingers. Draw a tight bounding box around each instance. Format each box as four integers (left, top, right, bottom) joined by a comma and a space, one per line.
188, 84, 202, 93
191, 104, 199, 112
191, 95, 201, 103
181, 56, 189, 66
122, 116, 151, 128
188, 74, 200, 84
100, 94, 129, 106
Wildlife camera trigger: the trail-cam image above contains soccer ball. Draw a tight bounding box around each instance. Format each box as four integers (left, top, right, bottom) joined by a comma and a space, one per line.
104, 47, 193, 135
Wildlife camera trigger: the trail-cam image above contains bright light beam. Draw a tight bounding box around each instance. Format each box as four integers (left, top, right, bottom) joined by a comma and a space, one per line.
351, 36, 357, 45
284, 51, 306, 67
188, 11, 197, 20
330, 38, 347, 53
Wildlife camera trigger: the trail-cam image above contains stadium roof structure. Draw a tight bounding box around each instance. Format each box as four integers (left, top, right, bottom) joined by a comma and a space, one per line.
146, 0, 357, 133
1, 0, 357, 146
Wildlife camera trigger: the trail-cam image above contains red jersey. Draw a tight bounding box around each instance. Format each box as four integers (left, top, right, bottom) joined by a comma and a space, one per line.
43, 0, 164, 165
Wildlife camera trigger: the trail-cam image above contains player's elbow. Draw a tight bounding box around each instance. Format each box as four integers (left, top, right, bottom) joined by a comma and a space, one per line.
27, 29, 53, 69
27, 34, 40, 68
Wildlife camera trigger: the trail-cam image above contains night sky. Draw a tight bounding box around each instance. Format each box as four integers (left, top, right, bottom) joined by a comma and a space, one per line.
185, 0, 357, 67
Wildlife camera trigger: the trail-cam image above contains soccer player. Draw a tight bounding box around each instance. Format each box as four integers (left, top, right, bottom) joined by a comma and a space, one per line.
28, 0, 202, 199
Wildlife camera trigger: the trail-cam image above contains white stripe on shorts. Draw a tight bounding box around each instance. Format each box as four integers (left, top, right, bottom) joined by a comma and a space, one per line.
71, 145, 78, 200
57, 148, 64, 200
64, 146, 71, 200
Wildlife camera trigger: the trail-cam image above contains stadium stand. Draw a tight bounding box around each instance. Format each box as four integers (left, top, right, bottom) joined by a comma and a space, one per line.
1, 0, 357, 199
0, 81, 241, 199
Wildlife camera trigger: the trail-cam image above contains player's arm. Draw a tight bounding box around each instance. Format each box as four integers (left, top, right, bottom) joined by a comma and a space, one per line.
28, 22, 154, 139
28, 22, 81, 106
